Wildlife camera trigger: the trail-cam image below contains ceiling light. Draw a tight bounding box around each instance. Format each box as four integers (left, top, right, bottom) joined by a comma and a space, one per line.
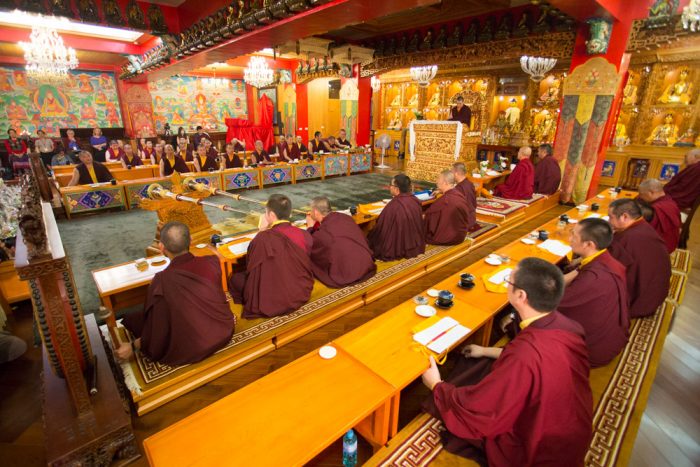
20, 24, 78, 84
244, 56, 274, 88
0, 10, 143, 42
520, 56, 557, 82
410, 65, 437, 87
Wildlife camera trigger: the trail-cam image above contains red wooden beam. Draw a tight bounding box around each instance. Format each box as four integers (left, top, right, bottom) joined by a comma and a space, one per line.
129, 0, 436, 83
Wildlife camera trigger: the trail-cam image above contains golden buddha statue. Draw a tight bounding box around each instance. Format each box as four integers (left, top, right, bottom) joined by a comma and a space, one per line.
537, 78, 561, 106
428, 91, 441, 106
387, 115, 402, 129
658, 68, 693, 105
407, 92, 418, 107
390, 93, 401, 106
622, 80, 638, 106
533, 110, 555, 142
645, 113, 679, 146
615, 121, 627, 139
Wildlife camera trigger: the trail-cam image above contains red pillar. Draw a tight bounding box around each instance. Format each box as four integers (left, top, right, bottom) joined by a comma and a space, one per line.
357, 75, 372, 146
296, 83, 309, 143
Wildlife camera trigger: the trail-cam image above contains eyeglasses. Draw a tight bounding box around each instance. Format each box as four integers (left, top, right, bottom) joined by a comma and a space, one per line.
503, 274, 520, 290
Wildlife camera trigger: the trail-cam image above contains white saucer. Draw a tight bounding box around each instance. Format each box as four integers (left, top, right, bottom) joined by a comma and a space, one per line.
195, 243, 207, 249
568, 219, 579, 223
319, 345, 337, 359
596, 195, 605, 199
485, 256, 502, 266
426, 288, 440, 298
521, 238, 536, 245
415, 305, 437, 317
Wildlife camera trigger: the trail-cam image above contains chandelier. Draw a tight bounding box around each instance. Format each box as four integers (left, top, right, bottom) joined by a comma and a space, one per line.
19, 24, 78, 84
370, 75, 381, 92
202, 64, 228, 94
520, 56, 557, 82
244, 56, 274, 88
682, 0, 700, 32
410, 65, 437, 86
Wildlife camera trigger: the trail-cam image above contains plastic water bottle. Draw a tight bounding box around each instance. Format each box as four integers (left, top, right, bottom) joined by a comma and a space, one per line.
342, 429, 357, 467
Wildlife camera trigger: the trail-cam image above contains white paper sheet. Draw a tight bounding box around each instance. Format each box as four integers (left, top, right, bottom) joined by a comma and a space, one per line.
537, 239, 572, 256
415, 193, 432, 201
368, 208, 384, 215
428, 324, 470, 354
413, 317, 459, 346
488, 267, 513, 285
228, 241, 251, 256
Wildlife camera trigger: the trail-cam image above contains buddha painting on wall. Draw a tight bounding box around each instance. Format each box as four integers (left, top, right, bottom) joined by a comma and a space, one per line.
646, 112, 680, 146
658, 68, 693, 105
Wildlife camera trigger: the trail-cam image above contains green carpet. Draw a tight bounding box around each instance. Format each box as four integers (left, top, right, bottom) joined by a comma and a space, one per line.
56, 173, 435, 316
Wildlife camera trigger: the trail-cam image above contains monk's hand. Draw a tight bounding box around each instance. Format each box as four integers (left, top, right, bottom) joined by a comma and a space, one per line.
563, 269, 579, 286
115, 342, 133, 361
258, 214, 270, 231
462, 344, 485, 359
421, 356, 442, 391
305, 213, 315, 228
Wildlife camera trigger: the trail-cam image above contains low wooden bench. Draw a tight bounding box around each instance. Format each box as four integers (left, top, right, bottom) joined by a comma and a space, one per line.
0, 260, 30, 310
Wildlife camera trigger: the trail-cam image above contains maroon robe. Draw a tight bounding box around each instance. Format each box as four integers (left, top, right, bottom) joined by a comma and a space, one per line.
650, 194, 682, 253
222, 152, 243, 169
310, 139, 330, 153
142, 147, 155, 162
367, 193, 426, 261
121, 153, 143, 167
424, 188, 473, 246
494, 158, 535, 200
231, 223, 314, 319
663, 162, 700, 210
427, 311, 592, 467
558, 251, 629, 367
252, 150, 272, 164
608, 219, 671, 318
533, 155, 561, 195
76, 162, 113, 184
231, 141, 245, 152
178, 148, 193, 162
448, 105, 472, 126
122, 253, 234, 366
106, 147, 125, 161
309, 212, 377, 287
195, 154, 218, 171
289, 142, 302, 160
162, 156, 189, 176
337, 138, 352, 148
277, 142, 291, 161
454, 178, 477, 229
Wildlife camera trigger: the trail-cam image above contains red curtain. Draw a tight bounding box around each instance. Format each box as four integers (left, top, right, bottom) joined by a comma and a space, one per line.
258, 94, 274, 128
225, 117, 274, 150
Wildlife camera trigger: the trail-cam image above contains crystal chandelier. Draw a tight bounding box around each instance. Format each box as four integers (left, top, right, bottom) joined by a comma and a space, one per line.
682, 0, 700, 32
410, 65, 437, 86
19, 24, 78, 84
202, 64, 227, 94
244, 56, 274, 88
520, 56, 557, 82
370, 75, 381, 92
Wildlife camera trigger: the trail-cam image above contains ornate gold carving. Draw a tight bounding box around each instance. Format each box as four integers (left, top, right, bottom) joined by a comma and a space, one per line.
563, 57, 620, 96
18, 174, 50, 260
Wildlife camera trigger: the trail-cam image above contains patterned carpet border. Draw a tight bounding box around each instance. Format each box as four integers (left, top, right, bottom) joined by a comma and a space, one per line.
375, 415, 445, 467
128, 222, 497, 385
476, 197, 525, 216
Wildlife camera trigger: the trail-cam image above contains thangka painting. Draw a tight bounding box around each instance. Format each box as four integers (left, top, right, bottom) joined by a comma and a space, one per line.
148, 76, 247, 133
0, 67, 123, 137
340, 78, 359, 144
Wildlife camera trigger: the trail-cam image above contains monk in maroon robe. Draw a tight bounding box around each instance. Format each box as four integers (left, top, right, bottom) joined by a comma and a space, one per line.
106, 141, 125, 162
252, 140, 273, 165
493, 146, 535, 200
177, 138, 194, 162
194, 145, 218, 172
117, 222, 234, 366
422, 258, 592, 466
121, 144, 143, 168
639, 178, 681, 253
560, 219, 629, 367
307, 196, 376, 287
448, 96, 471, 126
424, 170, 474, 245
220, 143, 244, 169
230, 195, 314, 318
452, 162, 477, 228
287, 134, 302, 160
663, 149, 700, 210
68, 150, 113, 186
310, 131, 332, 153
367, 174, 426, 261
533, 143, 561, 195
276, 135, 292, 162
160, 144, 189, 177
608, 198, 671, 318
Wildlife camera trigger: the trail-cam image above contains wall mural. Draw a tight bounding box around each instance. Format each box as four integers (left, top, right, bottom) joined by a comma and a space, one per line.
0, 67, 123, 137
340, 78, 359, 144
148, 76, 248, 133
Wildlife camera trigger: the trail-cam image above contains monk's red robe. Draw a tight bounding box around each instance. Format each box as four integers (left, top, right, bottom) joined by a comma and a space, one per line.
309, 212, 376, 287
121, 153, 143, 167
106, 147, 125, 161
178, 149, 193, 162
252, 150, 272, 164
650, 194, 681, 253
663, 162, 700, 210
608, 220, 670, 318
231, 223, 314, 319
162, 156, 189, 176
494, 158, 535, 200
222, 153, 243, 169
454, 178, 477, 229
428, 312, 592, 467
424, 188, 473, 246
533, 155, 561, 195
289, 143, 302, 160
277, 142, 291, 161
558, 251, 629, 367
367, 193, 426, 261
122, 253, 234, 366
195, 154, 218, 171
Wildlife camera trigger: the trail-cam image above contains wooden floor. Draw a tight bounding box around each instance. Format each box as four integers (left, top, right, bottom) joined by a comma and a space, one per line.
1, 161, 698, 466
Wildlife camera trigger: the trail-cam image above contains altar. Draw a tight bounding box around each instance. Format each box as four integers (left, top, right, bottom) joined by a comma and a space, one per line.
405, 121, 479, 182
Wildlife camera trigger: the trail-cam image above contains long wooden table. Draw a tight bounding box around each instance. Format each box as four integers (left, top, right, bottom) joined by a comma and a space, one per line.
142, 188, 631, 465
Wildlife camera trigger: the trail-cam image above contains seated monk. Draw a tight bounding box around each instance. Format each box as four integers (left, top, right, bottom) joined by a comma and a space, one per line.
608, 198, 671, 318
204, 139, 218, 159
421, 258, 592, 466
296, 135, 310, 157
177, 137, 193, 162
117, 222, 234, 366
560, 218, 629, 367
306, 196, 376, 287
424, 169, 474, 245
220, 142, 244, 169
230, 195, 314, 318
451, 162, 477, 228
120, 143, 143, 169
287, 133, 301, 160
638, 178, 681, 253
276, 135, 292, 162
193, 144, 218, 172
159, 144, 189, 177
663, 148, 700, 210
367, 174, 426, 261
151, 143, 165, 165
251, 140, 273, 165
68, 150, 114, 186
310, 131, 332, 153
493, 146, 535, 200
336, 129, 352, 149
106, 140, 125, 162
533, 143, 561, 195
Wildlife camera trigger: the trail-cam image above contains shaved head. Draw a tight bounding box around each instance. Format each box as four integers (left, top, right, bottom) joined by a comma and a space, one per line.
685, 148, 700, 166
638, 178, 665, 203
438, 169, 456, 185
310, 196, 332, 216
452, 162, 467, 176
160, 222, 191, 255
